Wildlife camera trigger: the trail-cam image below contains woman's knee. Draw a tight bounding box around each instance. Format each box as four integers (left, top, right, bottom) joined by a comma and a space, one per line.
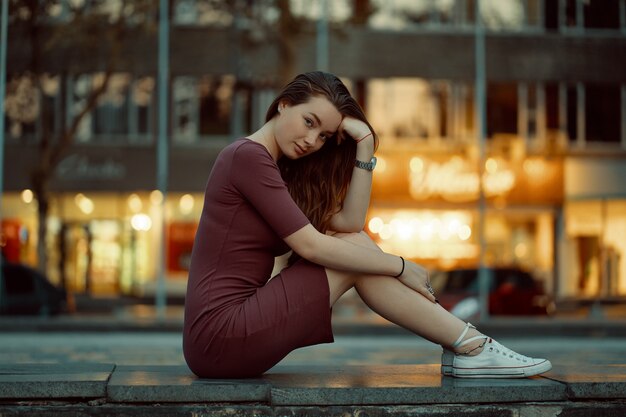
326, 267, 359, 305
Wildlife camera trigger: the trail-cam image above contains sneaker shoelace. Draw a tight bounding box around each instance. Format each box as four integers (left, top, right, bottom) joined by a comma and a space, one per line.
487, 339, 530, 364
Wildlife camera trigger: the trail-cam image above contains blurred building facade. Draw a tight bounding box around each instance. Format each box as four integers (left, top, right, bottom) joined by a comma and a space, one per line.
3, 0, 626, 303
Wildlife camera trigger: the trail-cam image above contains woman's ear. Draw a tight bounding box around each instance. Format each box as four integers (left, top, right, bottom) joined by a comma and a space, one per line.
278, 100, 292, 113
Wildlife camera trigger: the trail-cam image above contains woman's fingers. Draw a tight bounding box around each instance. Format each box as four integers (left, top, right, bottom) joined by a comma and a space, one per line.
422, 285, 437, 303
398, 262, 437, 304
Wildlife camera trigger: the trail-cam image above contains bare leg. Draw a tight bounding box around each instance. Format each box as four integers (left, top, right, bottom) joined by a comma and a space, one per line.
326, 232, 484, 353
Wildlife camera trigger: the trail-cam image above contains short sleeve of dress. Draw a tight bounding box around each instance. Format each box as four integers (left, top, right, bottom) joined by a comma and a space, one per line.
231, 141, 311, 238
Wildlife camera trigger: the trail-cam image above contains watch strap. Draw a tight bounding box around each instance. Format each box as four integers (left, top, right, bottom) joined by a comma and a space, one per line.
355, 158, 374, 171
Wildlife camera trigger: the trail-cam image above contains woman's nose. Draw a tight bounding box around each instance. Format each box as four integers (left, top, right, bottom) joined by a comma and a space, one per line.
304, 132, 317, 146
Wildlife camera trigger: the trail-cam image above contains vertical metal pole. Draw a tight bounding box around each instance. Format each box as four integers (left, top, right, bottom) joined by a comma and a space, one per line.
518, 83, 528, 145
576, 82, 585, 148
621, 85, 626, 149
600, 198, 607, 297
559, 82, 567, 142
0, 0, 8, 309
447, 82, 455, 140
554, 208, 564, 300
522, 0, 529, 27
316, 0, 329, 72
475, 0, 489, 322
558, 0, 565, 32
621, 0, 626, 35
537, 82, 546, 144
230, 1, 244, 140
156, 0, 169, 320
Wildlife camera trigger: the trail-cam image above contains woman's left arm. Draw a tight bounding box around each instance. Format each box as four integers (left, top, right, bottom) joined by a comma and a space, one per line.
328, 118, 376, 232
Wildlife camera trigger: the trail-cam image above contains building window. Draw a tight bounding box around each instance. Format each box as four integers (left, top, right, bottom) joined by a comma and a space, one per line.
172, 75, 242, 144
93, 73, 131, 138
583, 0, 620, 30
41, 74, 62, 138
67, 73, 154, 144
366, 78, 451, 142
199, 76, 235, 136
133, 77, 155, 139
585, 84, 621, 144
487, 83, 518, 138
554, 0, 623, 32
557, 82, 622, 148
173, 0, 243, 27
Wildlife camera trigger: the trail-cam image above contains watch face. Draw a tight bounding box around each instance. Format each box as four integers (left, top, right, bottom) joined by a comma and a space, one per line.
371, 157, 377, 169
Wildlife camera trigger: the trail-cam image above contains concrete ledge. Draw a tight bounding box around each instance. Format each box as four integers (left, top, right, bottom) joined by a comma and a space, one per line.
1, 402, 626, 417
1, 363, 626, 415
546, 364, 626, 399
265, 365, 566, 405
108, 365, 269, 403
0, 363, 114, 399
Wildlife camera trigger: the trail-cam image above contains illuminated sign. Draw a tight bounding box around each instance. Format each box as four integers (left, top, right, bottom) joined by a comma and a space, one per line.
408, 156, 515, 202
56, 154, 126, 181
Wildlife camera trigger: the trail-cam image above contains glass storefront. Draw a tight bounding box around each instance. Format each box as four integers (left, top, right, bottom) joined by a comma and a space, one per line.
0, 191, 203, 299
563, 200, 626, 297
368, 141, 563, 293
2, 172, 624, 302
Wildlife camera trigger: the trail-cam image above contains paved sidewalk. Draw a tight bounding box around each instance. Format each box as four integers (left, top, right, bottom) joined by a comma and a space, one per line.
2, 306, 626, 415
2, 312, 626, 338
0, 362, 625, 416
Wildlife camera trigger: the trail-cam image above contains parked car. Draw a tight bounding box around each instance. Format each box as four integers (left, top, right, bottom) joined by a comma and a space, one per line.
430, 267, 554, 320
0, 261, 67, 316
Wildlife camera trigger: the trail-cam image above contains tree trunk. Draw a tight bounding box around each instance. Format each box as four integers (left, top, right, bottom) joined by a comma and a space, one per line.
33, 176, 50, 274
276, 0, 296, 86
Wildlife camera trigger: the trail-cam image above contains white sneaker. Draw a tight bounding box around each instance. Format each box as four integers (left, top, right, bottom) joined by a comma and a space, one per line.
441, 323, 552, 379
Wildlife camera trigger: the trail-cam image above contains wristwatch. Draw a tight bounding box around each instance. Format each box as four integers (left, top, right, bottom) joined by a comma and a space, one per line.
354, 156, 377, 172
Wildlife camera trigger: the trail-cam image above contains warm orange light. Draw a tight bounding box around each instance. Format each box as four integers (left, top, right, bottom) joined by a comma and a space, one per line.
367, 210, 475, 260
150, 190, 163, 205
410, 157, 424, 173
75, 193, 94, 215
179, 194, 195, 215
128, 193, 142, 213
21, 189, 34, 204
376, 157, 387, 173
458, 225, 472, 241
368, 217, 384, 233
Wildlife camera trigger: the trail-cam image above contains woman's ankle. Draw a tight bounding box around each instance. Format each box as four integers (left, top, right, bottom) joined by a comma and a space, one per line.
452, 329, 487, 356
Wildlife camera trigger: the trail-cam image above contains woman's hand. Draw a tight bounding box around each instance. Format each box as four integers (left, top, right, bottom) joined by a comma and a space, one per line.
338, 117, 371, 145
397, 259, 437, 303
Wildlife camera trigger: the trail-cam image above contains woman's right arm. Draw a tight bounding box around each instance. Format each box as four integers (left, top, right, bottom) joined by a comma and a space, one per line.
284, 224, 436, 303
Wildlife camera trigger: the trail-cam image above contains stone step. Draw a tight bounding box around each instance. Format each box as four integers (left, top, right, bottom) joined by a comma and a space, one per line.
1, 363, 625, 416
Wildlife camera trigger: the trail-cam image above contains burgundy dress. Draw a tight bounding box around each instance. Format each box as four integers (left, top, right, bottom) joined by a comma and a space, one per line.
183, 138, 334, 378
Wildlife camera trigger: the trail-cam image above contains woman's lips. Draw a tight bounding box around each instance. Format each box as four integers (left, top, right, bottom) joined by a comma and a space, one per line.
295, 143, 306, 156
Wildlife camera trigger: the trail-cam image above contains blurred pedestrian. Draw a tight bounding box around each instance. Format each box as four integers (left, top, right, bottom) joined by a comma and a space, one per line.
183, 71, 551, 379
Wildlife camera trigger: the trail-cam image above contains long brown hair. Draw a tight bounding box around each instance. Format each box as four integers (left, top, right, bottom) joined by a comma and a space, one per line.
267, 72, 378, 234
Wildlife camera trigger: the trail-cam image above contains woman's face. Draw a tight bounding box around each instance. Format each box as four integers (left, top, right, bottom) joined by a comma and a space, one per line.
274, 96, 342, 160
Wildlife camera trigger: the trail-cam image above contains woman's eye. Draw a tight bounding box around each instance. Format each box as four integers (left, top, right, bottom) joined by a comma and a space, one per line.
319, 133, 328, 142
304, 118, 313, 127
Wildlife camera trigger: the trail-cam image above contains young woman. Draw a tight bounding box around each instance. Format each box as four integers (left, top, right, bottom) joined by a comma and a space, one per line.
183, 71, 552, 379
